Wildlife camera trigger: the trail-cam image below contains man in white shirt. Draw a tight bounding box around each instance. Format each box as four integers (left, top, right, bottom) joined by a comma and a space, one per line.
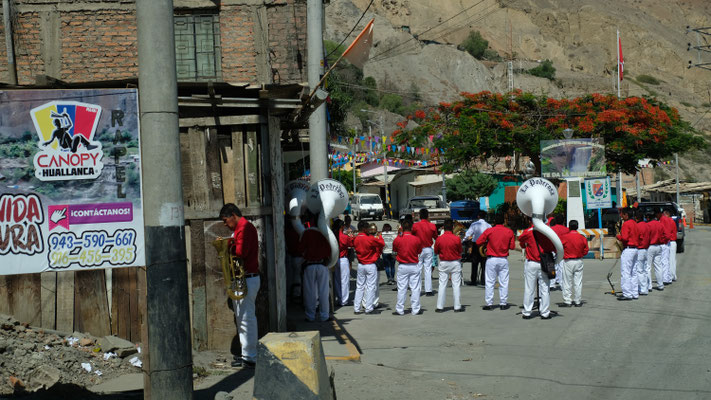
464, 211, 491, 286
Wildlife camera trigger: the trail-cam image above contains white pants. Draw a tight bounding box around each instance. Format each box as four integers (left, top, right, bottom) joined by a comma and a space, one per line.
232, 275, 260, 362
396, 263, 421, 315
635, 249, 649, 294
668, 241, 677, 281
354, 263, 377, 313
562, 259, 584, 305
620, 248, 639, 299
647, 244, 665, 289
485, 257, 509, 306
661, 244, 671, 283
523, 260, 550, 317
437, 260, 462, 310
338, 257, 350, 305
303, 264, 330, 321
419, 247, 434, 293
362, 270, 380, 309
551, 254, 563, 287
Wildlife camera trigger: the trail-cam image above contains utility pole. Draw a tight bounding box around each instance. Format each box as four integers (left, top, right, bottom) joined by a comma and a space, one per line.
3, 0, 17, 85
136, 1, 193, 399
378, 113, 390, 219
307, 0, 328, 182
675, 153, 680, 204
352, 127, 358, 196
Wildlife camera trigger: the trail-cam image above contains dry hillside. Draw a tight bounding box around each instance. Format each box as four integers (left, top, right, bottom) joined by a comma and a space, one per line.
325, 0, 711, 182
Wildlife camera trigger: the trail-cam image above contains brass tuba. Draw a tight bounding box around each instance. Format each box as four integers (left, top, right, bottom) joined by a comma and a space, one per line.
212, 238, 247, 300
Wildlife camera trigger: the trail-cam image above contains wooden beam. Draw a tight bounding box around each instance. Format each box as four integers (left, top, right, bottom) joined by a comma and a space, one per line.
56, 271, 74, 332
190, 220, 208, 350
244, 127, 260, 207
205, 127, 224, 212
179, 115, 263, 128
74, 270, 111, 337
231, 127, 247, 207
264, 114, 287, 331
0, 274, 42, 326
253, 5, 271, 84
40, 272, 57, 329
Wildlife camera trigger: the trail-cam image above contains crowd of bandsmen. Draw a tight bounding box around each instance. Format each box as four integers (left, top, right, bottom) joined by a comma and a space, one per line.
283, 207, 680, 322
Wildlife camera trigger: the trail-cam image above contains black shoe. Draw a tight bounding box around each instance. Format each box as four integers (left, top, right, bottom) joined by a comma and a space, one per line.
232, 358, 255, 368
425, 292, 435, 297
560, 303, 572, 307
453, 308, 465, 313
522, 314, 533, 320
354, 310, 364, 314
413, 310, 424, 315
304, 318, 315, 322
500, 304, 510, 310
617, 296, 633, 301
365, 310, 381, 315
574, 303, 582, 307
656, 287, 664, 291
540, 314, 552, 320
435, 308, 445, 313
392, 311, 404, 316
482, 305, 494, 310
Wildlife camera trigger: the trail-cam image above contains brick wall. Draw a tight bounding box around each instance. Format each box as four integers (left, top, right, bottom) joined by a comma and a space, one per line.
0, 0, 306, 85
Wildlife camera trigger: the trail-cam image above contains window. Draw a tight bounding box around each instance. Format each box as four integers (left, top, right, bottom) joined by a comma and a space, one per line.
174, 14, 221, 81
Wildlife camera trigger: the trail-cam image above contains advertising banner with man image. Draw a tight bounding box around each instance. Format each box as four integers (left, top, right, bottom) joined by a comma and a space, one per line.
0, 89, 144, 275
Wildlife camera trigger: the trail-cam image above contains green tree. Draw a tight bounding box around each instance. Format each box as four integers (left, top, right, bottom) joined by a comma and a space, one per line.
459, 31, 488, 59
394, 91, 706, 175
446, 170, 497, 201
527, 60, 556, 80
331, 168, 360, 194
380, 93, 404, 114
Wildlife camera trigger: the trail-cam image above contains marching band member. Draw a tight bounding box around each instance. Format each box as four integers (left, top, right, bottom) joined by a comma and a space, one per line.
434, 219, 464, 313
561, 220, 589, 307
219, 204, 260, 368
298, 215, 331, 322
334, 219, 353, 306
616, 208, 639, 300
550, 215, 569, 291
634, 211, 651, 295
646, 212, 666, 291
413, 208, 439, 296
381, 223, 398, 285
660, 209, 678, 282
353, 221, 384, 314
476, 213, 515, 310
393, 218, 424, 315
518, 218, 555, 319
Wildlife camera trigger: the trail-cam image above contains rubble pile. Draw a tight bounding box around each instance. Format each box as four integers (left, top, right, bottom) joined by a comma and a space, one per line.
0, 314, 142, 396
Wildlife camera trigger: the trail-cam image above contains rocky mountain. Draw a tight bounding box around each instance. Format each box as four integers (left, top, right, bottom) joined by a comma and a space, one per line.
325, 0, 711, 181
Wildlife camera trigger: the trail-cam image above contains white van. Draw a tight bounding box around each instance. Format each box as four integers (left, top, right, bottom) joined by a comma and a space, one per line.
352, 193, 384, 221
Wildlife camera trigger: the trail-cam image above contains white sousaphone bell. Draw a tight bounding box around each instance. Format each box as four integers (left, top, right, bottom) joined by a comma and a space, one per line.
515, 177, 564, 264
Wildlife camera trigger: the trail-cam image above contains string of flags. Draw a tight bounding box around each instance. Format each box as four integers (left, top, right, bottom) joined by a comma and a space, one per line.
332, 134, 445, 157
328, 150, 441, 168
639, 160, 675, 168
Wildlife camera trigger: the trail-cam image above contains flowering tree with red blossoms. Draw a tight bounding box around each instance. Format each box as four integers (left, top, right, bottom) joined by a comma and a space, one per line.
393, 90, 706, 174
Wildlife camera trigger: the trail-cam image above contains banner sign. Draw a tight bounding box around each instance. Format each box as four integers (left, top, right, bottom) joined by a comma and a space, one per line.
584, 177, 612, 209
0, 89, 143, 275
540, 138, 606, 178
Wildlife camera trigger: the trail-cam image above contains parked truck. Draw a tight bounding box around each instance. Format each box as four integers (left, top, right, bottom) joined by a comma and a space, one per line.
399, 195, 450, 227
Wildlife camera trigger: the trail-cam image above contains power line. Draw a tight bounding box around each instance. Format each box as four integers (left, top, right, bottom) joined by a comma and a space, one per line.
325, 0, 375, 59
370, 0, 488, 61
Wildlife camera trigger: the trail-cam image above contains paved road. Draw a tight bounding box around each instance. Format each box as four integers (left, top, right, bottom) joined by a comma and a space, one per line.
215, 225, 711, 400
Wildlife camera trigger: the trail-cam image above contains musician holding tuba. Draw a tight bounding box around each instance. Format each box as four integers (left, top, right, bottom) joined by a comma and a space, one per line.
218, 204, 260, 369
464, 211, 491, 286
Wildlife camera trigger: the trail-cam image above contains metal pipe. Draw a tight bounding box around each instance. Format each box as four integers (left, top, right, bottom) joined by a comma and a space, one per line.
3, 0, 17, 85
136, 0, 192, 398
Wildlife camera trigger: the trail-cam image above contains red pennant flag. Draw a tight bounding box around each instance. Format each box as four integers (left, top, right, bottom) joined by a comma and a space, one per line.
618, 35, 624, 81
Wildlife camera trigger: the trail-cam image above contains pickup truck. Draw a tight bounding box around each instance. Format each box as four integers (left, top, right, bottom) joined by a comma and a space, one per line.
637, 202, 685, 253
399, 195, 450, 227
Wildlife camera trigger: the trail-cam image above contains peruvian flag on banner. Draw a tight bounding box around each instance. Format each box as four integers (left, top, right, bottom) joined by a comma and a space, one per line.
618, 32, 624, 80
343, 19, 375, 69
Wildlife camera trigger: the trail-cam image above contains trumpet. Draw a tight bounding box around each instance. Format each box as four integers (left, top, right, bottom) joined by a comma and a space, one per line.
212, 237, 247, 300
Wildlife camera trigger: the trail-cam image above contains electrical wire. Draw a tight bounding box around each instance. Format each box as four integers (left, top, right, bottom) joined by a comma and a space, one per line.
325, 0, 375, 59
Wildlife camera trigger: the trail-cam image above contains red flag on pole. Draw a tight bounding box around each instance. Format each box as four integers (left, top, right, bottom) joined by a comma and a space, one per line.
342, 19, 375, 69
618, 35, 624, 81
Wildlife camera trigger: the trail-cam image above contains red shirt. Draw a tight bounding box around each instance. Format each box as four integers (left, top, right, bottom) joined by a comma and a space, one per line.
561, 231, 589, 259
434, 231, 462, 261
616, 219, 638, 247
339, 230, 353, 258
636, 220, 650, 249
353, 233, 385, 264
476, 225, 515, 257
518, 228, 553, 262
393, 231, 423, 264
551, 224, 570, 240
660, 215, 677, 242
647, 220, 664, 245
232, 216, 259, 274
298, 228, 330, 263
412, 219, 438, 248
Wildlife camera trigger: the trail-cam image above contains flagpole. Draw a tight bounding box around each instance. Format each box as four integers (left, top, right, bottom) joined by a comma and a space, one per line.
616, 29, 621, 99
